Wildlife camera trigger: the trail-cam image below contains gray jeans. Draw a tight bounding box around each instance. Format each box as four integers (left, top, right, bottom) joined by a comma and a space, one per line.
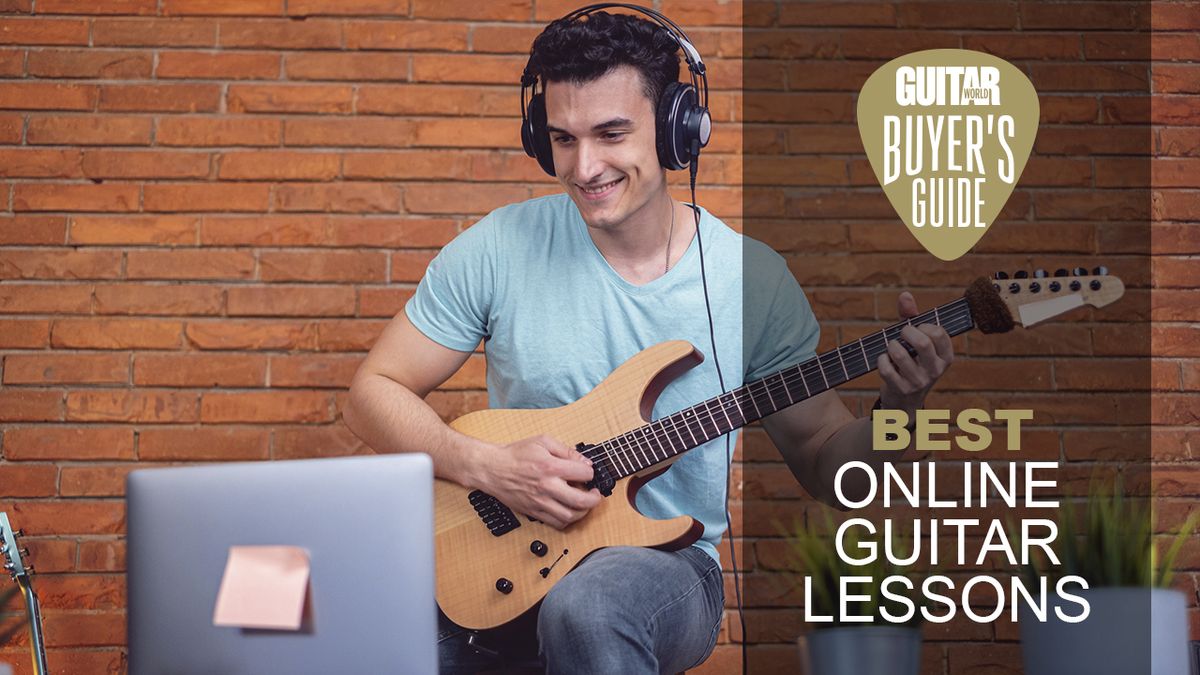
437, 545, 724, 674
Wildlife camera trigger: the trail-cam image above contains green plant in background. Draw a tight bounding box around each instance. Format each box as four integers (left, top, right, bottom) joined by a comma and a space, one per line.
782, 510, 924, 627
1022, 474, 1200, 588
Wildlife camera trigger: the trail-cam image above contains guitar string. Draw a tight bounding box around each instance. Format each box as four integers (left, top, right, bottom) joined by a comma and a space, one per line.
582, 306, 975, 476
580, 302, 975, 478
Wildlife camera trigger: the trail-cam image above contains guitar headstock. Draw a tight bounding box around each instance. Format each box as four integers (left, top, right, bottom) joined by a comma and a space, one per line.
990, 266, 1124, 328
0, 512, 32, 590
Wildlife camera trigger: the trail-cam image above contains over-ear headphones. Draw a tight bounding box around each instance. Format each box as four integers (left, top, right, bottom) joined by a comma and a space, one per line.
519, 3, 712, 177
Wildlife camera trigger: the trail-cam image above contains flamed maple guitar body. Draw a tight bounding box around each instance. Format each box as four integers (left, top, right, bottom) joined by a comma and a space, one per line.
435, 340, 705, 631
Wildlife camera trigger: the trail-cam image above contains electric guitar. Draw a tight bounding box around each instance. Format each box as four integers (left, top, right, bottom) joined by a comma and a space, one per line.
1, 512, 48, 675
435, 268, 1125, 630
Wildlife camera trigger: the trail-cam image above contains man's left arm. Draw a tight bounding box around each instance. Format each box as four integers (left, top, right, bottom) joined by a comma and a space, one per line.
761, 291, 954, 506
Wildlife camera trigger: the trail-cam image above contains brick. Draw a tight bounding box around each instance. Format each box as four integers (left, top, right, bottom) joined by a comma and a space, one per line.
226, 285, 354, 317
411, 54, 524, 84
184, 320, 319, 350
1154, 34, 1200, 62
659, 0, 752, 27
70, 215, 197, 245
125, 249, 255, 280
1035, 191, 1149, 220
389, 250, 436, 282
283, 117, 415, 147
840, 30, 959, 59
22, 538, 76, 573
0, 149, 83, 179
327, 216, 458, 247
1154, 159, 1200, 188
0, 0, 30, 10
1154, 290, 1200, 321
1155, 64, 1200, 94
259, 250, 386, 283
201, 390, 333, 423
1160, 128, 1200, 157
78, 540, 125, 572
32, 573, 125, 611
227, 84, 353, 113
965, 34, 1083, 60
0, 82, 96, 110
98, 84, 222, 113
471, 25, 541, 54
4, 353, 128, 385
1156, 190, 1200, 221
284, 52, 409, 81
1084, 33, 1151, 60
1157, 257, 1200, 288
1036, 126, 1150, 156
0, 113, 21, 143
442, 354, 485, 389
343, 150, 469, 180
163, 0, 282, 15
13, 184, 137, 213
269, 354, 362, 388
779, 2, 895, 27
218, 151, 340, 180
897, 2, 1017, 28
273, 423, 367, 459
1040, 96, 1099, 123
1028, 63, 1148, 93
0, 18, 89, 45
0, 500, 124, 536
200, 214, 327, 245
133, 353, 266, 387
60, 465, 139, 497
156, 116, 281, 147
217, 18, 342, 49
1021, 1, 1142, 29
0, 48, 23, 76
27, 114, 152, 145
1104, 95, 1155, 124
2, 422, 133, 458
404, 182, 529, 214
51, 318, 183, 349
93, 18, 217, 47
0, 464, 57, 497
81, 150, 211, 180
143, 183, 270, 212
315, 319, 386, 351
357, 286, 412, 317
411, 0, 527, 21
41, 611, 126, 647
139, 426, 270, 461
93, 283, 223, 315
0, 283, 93, 314
356, 84, 511, 116
27, 49, 152, 79
0, 388, 63, 421
289, 0, 406, 16
411, 118, 520, 148
0, 319, 50, 348
274, 182, 401, 213
156, 50, 280, 80
1154, 2, 1200, 30
36, 0, 155, 13
66, 389, 199, 423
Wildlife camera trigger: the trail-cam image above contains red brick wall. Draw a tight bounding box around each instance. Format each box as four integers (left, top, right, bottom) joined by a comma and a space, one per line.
0, 1, 1191, 674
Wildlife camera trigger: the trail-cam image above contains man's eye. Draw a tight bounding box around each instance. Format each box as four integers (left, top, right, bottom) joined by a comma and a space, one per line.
553, 135, 574, 145
602, 132, 625, 141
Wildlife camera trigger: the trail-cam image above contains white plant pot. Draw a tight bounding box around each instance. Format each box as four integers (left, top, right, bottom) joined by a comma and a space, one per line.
798, 625, 922, 675
1020, 587, 1189, 675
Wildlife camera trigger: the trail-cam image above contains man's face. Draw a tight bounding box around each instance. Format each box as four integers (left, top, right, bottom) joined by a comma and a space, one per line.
543, 65, 666, 231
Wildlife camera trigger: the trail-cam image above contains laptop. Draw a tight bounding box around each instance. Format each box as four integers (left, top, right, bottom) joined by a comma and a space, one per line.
126, 454, 437, 674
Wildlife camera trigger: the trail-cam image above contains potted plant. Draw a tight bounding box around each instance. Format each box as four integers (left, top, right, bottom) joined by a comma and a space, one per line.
1019, 476, 1199, 675
782, 513, 924, 675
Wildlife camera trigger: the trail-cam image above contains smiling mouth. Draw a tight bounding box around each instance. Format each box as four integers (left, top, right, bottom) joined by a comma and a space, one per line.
577, 177, 624, 198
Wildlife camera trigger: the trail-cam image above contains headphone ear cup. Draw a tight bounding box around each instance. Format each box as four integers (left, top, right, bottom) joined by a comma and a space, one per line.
656, 82, 708, 171
523, 92, 556, 178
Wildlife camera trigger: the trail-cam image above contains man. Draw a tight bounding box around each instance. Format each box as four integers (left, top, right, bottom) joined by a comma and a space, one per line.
342, 8, 952, 674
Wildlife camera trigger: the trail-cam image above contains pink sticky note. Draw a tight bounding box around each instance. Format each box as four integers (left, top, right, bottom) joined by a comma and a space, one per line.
213, 545, 310, 630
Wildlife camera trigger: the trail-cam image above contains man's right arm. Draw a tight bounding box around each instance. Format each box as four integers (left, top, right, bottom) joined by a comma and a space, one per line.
342, 310, 601, 529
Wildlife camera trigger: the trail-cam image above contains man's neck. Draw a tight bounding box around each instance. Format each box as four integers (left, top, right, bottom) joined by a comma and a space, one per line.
585, 193, 697, 286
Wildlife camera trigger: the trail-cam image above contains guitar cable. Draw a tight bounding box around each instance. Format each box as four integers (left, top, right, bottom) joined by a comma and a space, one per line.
688, 149, 748, 675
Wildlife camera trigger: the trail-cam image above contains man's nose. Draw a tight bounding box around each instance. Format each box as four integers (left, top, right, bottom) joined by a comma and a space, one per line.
574, 140, 606, 182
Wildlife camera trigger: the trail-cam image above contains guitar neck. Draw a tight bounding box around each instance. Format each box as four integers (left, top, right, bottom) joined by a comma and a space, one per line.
591, 296, 974, 480
21, 584, 48, 675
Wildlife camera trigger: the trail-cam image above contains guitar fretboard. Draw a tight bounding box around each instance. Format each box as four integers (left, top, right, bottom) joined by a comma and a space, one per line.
581, 297, 975, 480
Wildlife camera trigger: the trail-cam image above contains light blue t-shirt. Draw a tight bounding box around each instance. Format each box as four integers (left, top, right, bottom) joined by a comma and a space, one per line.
406, 193, 818, 562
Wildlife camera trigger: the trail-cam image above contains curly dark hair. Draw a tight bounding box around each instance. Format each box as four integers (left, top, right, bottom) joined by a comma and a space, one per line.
525, 10, 681, 107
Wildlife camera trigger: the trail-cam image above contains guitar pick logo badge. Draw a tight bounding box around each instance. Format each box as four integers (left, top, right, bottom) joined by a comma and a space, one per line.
857, 50, 1039, 261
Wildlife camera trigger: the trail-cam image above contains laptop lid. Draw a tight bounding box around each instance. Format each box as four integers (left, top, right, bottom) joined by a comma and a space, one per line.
126, 454, 436, 674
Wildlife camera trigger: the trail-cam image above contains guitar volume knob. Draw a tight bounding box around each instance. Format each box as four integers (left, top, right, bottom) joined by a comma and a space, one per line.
530, 540, 548, 557
495, 578, 513, 594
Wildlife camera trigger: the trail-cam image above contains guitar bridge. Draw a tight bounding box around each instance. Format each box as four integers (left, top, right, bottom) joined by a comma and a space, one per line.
468, 490, 521, 537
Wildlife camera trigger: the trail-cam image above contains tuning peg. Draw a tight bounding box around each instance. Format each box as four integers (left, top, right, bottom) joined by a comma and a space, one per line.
1072, 267, 1088, 276
1034, 269, 1047, 278
1014, 270, 1029, 279
25, 565, 33, 574
994, 271, 1009, 280
19, 548, 28, 558
1093, 266, 1108, 276
1055, 268, 1069, 277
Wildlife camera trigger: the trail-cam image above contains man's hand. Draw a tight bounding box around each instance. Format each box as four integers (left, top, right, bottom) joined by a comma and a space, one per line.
473, 434, 603, 530
877, 291, 954, 415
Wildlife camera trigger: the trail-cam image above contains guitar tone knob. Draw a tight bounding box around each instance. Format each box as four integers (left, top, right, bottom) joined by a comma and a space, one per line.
495, 578, 513, 594
530, 540, 548, 557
